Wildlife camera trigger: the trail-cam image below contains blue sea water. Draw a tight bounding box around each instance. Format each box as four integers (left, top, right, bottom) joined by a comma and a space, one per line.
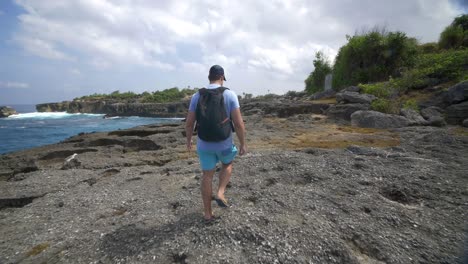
0, 105, 182, 154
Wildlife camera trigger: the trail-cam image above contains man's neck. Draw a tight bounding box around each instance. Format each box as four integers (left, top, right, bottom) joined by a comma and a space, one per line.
210, 80, 223, 86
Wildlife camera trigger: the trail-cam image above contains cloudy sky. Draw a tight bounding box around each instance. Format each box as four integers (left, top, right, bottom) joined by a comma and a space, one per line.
0, 0, 466, 104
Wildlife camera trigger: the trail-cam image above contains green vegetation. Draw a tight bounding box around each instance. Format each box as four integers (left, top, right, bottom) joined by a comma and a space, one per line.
305, 51, 332, 94
332, 28, 418, 90
439, 14, 468, 49
370, 98, 400, 114
402, 99, 419, 111
74, 87, 198, 103
304, 15, 468, 115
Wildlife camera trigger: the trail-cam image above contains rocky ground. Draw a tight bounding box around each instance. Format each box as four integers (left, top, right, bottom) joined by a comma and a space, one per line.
0, 114, 467, 263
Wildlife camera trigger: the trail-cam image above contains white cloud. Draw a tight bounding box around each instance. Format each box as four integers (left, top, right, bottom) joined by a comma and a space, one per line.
11, 0, 463, 94
0, 81, 29, 89
69, 68, 81, 75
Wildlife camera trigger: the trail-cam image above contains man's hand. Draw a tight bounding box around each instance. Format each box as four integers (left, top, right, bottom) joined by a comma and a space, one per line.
239, 144, 247, 156
187, 139, 193, 152
185, 111, 196, 153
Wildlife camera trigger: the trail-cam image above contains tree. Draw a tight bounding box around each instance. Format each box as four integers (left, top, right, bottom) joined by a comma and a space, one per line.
304, 51, 332, 94
439, 14, 468, 50
332, 28, 418, 89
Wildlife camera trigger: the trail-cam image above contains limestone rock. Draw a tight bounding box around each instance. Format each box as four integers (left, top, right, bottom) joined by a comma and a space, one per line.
445, 81, 468, 105
342, 86, 361, 93
309, 89, 335, 100
326, 103, 369, 121
420, 107, 447, 127
0, 106, 18, 118
446, 101, 468, 125
351, 110, 409, 128
336, 92, 376, 104
61, 153, 81, 170
463, 119, 468, 127
400, 109, 428, 126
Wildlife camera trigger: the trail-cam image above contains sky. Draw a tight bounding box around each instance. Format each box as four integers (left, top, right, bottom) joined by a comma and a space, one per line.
0, 0, 467, 105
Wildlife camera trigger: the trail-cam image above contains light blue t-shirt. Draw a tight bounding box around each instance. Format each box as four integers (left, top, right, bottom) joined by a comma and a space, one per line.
189, 84, 240, 151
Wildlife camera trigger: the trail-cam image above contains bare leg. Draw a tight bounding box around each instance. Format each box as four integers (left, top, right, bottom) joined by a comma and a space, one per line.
217, 163, 233, 200
201, 169, 215, 219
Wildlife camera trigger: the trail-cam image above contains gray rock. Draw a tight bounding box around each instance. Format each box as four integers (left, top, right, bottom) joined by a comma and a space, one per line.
0, 106, 18, 118
326, 103, 369, 121
336, 92, 376, 104
446, 81, 468, 104
400, 109, 428, 126
61, 154, 81, 170
351, 110, 410, 128
463, 119, 468, 127
420, 106, 447, 127
446, 101, 468, 125
420, 106, 443, 120
309, 89, 335, 100
342, 86, 361, 93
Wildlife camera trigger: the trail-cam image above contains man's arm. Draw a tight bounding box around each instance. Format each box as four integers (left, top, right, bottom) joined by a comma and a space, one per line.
231, 108, 247, 155
185, 111, 196, 152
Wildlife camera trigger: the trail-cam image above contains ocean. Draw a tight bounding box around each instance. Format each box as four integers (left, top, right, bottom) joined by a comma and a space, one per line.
0, 104, 182, 155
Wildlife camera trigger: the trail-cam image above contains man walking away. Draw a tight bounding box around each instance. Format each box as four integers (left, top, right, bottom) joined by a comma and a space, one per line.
185, 65, 247, 222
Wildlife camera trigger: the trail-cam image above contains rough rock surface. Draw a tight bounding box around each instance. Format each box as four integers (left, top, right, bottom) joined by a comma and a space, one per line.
342, 86, 361, 93
351, 110, 410, 128
463, 119, 468, 127
336, 92, 376, 104
446, 101, 468, 125
0, 106, 18, 118
400, 108, 428, 126
0, 115, 467, 264
309, 89, 335, 100
326, 104, 369, 121
421, 106, 447, 127
446, 81, 468, 104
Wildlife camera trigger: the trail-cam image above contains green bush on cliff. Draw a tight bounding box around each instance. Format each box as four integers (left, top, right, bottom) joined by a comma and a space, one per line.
305, 51, 332, 94
332, 28, 418, 90
371, 98, 400, 114
439, 14, 468, 50
359, 82, 393, 98
141, 87, 197, 103
75, 87, 198, 103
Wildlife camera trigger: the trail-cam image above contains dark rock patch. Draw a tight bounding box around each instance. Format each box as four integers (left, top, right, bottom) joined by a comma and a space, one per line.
82, 178, 97, 186
126, 177, 143, 182
101, 168, 120, 177
380, 185, 417, 205
39, 149, 98, 160
124, 139, 163, 151
0, 196, 41, 210
108, 129, 174, 137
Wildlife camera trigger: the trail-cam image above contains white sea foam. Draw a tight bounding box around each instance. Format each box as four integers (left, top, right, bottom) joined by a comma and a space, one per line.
7, 112, 104, 119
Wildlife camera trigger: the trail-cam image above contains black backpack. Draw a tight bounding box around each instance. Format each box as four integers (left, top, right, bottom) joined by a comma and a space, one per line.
195, 87, 232, 142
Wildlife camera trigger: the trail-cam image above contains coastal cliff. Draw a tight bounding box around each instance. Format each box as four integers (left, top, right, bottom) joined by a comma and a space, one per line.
36, 100, 190, 118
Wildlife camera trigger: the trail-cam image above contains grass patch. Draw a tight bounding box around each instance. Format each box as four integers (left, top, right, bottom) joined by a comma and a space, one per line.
26, 242, 50, 257
451, 127, 468, 137
310, 98, 337, 104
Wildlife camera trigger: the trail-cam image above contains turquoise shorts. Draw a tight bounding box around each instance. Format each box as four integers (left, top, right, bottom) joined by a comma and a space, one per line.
197, 145, 238, 171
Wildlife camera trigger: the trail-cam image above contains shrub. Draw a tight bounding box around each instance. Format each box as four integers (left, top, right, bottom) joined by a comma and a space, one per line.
418, 42, 439, 54
439, 14, 468, 50
305, 51, 332, 94
359, 82, 394, 98
371, 98, 400, 114
332, 28, 418, 89
402, 99, 419, 111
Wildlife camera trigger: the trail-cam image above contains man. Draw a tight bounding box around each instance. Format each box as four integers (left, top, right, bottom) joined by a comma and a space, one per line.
185, 65, 247, 222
